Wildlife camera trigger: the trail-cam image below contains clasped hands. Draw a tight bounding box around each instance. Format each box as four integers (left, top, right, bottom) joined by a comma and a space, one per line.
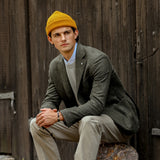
36, 108, 58, 128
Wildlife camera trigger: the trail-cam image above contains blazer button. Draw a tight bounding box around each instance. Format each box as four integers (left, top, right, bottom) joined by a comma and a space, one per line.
81, 62, 83, 65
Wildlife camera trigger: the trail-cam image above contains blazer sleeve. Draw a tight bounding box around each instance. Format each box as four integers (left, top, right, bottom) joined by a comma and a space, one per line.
41, 64, 61, 110
61, 55, 112, 127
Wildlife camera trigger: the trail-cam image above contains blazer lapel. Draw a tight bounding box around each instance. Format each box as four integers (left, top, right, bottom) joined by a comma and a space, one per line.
58, 55, 74, 96
57, 44, 86, 97
76, 44, 86, 93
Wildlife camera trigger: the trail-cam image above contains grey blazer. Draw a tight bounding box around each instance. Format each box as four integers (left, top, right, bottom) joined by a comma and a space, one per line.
41, 43, 139, 135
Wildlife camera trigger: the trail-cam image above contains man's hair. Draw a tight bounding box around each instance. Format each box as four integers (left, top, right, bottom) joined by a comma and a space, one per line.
48, 32, 52, 37
48, 27, 79, 42
71, 27, 79, 42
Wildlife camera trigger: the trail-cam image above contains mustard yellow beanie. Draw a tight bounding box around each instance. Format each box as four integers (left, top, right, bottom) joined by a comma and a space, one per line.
45, 11, 77, 36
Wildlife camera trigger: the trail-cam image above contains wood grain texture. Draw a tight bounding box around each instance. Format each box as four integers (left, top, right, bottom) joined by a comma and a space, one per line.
0, 101, 12, 154
136, 0, 160, 159
0, 0, 31, 159
0, 0, 160, 159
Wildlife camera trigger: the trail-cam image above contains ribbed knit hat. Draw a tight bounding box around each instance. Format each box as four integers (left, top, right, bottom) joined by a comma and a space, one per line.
45, 11, 77, 36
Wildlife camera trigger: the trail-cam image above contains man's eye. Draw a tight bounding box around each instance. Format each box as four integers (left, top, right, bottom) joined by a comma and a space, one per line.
53, 34, 60, 37
64, 31, 70, 35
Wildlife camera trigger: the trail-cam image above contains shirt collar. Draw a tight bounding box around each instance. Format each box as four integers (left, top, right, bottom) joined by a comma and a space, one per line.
63, 43, 78, 65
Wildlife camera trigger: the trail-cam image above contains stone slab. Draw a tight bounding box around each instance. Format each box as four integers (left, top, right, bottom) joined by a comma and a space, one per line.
0, 155, 15, 160
97, 143, 138, 160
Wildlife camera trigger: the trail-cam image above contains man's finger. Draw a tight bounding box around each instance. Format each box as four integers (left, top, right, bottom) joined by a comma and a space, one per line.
40, 108, 52, 112
37, 117, 45, 127
53, 109, 57, 112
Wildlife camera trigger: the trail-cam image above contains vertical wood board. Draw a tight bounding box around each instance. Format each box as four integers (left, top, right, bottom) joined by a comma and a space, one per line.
0, 101, 12, 153
8, 0, 31, 159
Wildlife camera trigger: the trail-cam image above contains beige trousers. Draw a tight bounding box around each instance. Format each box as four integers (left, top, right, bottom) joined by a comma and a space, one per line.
30, 114, 129, 160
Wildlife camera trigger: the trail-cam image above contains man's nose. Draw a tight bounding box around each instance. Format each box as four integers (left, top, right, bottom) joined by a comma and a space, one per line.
61, 34, 66, 41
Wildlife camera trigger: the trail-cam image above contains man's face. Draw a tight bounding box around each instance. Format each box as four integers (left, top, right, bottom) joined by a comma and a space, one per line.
48, 27, 79, 56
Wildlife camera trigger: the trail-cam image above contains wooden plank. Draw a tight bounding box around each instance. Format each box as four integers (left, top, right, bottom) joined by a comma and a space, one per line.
102, 0, 137, 98
101, 2, 138, 150
145, 0, 160, 160
8, 0, 31, 159
146, 0, 160, 130
102, 0, 138, 149
0, 0, 10, 91
135, 0, 154, 159
136, 0, 160, 160
0, 0, 14, 156
75, 0, 103, 50
0, 100, 12, 153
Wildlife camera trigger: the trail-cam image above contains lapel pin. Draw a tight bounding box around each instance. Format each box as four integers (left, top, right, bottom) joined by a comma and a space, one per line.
81, 62, 83, 65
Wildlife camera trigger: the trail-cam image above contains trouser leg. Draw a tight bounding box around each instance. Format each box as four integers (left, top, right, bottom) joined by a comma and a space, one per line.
30, 114, 129, 160
75, 114, 129, 160
30, 118, 79, 160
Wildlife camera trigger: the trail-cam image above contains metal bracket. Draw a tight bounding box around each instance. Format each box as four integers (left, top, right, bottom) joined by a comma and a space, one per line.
0, 91, 16, 115
152, 128, 160, 136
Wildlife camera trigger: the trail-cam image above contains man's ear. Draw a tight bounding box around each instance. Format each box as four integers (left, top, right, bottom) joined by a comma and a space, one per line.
47, 36, 54, 45
74, 29, 79, 40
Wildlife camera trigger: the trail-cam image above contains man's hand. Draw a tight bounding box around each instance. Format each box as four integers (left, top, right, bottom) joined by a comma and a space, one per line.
36, 108, 58, 128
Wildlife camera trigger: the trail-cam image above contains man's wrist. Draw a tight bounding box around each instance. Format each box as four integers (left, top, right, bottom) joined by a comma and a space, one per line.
57, 111, 60, 122
57, 111, 64, 122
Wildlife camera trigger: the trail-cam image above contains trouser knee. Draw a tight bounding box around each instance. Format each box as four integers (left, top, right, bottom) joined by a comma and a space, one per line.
79, 116, 101, 134
29, 118, 39, 137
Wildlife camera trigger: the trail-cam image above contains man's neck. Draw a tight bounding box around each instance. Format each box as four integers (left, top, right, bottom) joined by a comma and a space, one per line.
63, 53, 73, 61
61, 44, 76, 61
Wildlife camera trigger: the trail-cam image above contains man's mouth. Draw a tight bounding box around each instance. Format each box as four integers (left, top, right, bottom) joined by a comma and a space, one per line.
61, 43, 68, 46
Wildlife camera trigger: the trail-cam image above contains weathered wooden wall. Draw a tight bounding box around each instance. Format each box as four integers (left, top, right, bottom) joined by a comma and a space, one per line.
136, 0, 160, 159
0, 0, 31, 159
0, 0, 160, 160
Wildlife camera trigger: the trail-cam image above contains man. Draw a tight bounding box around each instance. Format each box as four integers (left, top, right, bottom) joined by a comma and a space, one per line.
30, 11, 139, 160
